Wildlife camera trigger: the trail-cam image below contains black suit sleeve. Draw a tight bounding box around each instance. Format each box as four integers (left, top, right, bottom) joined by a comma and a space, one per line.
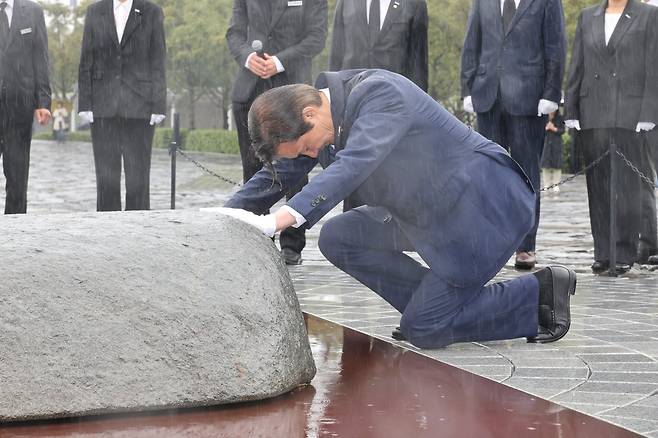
640, 6, 658, 124
406, 0, 428, 92
150, 6, 167, 115
226, 0, 252, 68
275, 0, 328, 67
78, 8, 94, 112
328, 0, 345, 71
541, 0, 566, 103
460, 0, 481, 98
564, 11, 584, 121
33, 5, 50, 110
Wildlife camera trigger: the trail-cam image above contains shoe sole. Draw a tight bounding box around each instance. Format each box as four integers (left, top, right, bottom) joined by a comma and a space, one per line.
531, 266, 577, 344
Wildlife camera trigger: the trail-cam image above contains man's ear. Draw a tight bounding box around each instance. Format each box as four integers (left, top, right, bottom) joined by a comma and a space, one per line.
302, 106, 317, 120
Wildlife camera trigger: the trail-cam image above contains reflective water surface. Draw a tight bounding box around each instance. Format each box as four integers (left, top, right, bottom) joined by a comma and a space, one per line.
0, 315, 641, 437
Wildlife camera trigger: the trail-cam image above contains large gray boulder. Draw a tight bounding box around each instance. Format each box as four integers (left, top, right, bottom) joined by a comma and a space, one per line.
0, 210, 315, 422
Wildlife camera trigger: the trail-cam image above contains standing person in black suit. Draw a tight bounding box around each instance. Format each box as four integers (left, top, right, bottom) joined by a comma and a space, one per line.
226, 0, 328, 265
638, 0, 658, 265
460, 0, 567, 269
329, 0, 428, 92
0, 0, 51, 214
565, 0, 658, 274
78, 0, 166, 212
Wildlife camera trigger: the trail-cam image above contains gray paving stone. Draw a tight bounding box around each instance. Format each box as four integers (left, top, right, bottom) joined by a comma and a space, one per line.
589, 372, 658, 384
601, 405, 658, 421
599, 416, 658, 434
570, 381, 658, 395
552, 391, 644, 406
513, 367, 590, 379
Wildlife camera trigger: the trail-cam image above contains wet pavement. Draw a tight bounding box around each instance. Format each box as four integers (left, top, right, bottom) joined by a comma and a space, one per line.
3, 140, 658, 436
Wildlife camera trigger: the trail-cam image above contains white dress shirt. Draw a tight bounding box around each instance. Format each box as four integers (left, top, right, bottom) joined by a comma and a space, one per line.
366, 0, 391, 29
114, 0, 133, 43
604, 13, 622, 46
1, 0, 14, 27
500, 0, 521, 14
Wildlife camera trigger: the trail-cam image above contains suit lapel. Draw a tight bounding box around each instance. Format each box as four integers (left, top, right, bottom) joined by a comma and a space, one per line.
606, 0, 638, 53
591, 1, 607, 56
121, 0, 143, 47
379, 0, 404, 38
101, 0, 120, 47
505, 0, 535, 36
270, 0, 288, 32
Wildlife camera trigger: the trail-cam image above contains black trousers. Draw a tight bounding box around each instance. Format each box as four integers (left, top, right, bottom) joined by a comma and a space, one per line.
582, 128, 644, 265
232, 84, 306, 254
91, 117, 154, 211
0, 106, 32, 214
477, 101, 545, 252
639, 130, 658, 254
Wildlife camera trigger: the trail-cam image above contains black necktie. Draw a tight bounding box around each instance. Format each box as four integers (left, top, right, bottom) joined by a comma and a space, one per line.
369, 0, 380, 44
0, 2, 9, 43
502, 0, 516, 33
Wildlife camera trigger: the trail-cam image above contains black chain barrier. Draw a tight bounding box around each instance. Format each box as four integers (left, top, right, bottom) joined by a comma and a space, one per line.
176, 148, 243, 187
615, 149, 658, 190
539, 149, 610, 192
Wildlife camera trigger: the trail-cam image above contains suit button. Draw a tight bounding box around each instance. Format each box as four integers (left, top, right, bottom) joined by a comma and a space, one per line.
594, 73, 599, 79
117, 55, 121, 61
612, 72, 617, 78
115, 75, 120, 80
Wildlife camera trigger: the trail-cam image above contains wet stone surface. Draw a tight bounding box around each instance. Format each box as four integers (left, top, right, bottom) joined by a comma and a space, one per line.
3, 140, 658, 435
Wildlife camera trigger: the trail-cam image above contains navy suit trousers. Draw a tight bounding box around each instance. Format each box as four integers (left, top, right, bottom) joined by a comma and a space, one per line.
318, 208, 539, 348
477, 102, 546, 252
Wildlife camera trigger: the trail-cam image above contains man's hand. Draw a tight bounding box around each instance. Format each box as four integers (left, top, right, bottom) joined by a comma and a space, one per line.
463, 96, 475, 114
34, 109, 51, 125
565, 119, 581, 131
636, 122, 656, 133
537, 99, 558, 116
79, 111, 94, 125
150, 114, 166, 126
201, 207, 277, 237
246, 52, 270, 78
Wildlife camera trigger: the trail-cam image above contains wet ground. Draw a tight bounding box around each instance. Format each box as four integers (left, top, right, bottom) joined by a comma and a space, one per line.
2, 140, 658, 436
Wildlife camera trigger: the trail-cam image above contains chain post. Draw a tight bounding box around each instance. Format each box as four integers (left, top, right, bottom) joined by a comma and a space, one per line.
608, 134, 617, 277
170, 113, 180, 210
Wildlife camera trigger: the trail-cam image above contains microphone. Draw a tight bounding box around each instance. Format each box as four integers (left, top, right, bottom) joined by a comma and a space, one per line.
251, 40, 265, 59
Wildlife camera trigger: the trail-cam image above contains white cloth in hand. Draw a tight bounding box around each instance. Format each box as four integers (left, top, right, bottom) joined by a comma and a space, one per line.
537, 99, 558, 116
79, 111, 94, 124
150, 114, 166, 126
463, 96, 475, 114
636, 122, 656, 132
565, 119, 581, 131
200, 207, 277, 237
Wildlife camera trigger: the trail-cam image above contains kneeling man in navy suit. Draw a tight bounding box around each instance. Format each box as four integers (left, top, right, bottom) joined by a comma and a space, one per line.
215, 70, 576, 348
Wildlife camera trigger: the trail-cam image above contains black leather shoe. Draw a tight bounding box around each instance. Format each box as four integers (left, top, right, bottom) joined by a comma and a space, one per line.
648, 255, 658, 265
591, 260, 609, 274
281, 248, 302, 265
527, 265, 576, 344
611, 263, 632, 275
392, 326, 407, 341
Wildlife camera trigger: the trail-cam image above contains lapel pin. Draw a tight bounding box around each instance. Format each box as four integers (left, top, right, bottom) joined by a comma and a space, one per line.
135, 8, 141, 14
625, 13, 631, 18
393, 1, 399, 7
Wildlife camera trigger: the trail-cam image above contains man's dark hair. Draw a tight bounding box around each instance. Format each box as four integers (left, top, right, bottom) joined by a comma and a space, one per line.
248, 84, 322, 170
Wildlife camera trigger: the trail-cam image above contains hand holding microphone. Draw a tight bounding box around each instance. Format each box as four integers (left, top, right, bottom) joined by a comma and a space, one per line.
246, 40, 279, 79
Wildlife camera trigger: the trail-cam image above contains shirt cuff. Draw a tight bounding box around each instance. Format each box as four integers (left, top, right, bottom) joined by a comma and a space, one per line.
245, 52, 256, 68
272, 56, 285, 73
281, 205, 306, 228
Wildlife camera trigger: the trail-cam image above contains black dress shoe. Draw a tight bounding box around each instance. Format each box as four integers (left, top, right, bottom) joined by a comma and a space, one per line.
281, 248, 302, 265
392, 326, 407, 341
611, 263, 632, 275
527, 265, 576, 344
648, 255, 658, 265
591, 260, 609, 274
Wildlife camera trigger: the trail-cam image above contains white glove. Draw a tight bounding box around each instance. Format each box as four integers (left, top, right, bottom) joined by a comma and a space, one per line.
565, 119, 581, 131
79, 111, 94, 124
200, 207, 277, 237
537, 99, 558, 116
463, 96, 475, 114
150, 114, 166, 126
636, 122, 656, 132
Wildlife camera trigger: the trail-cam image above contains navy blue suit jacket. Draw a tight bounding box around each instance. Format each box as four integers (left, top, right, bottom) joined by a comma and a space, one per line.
226, 70, 535, 286
460, 0, 566, 116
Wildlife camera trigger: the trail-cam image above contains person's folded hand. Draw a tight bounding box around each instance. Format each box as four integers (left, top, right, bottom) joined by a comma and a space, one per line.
537, 99, 558, 116
79, 111, 94, 124
200, 207, 276, 237
636, 122, 656, 132
564, 119, 581, 131
150, 114, 166, 126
